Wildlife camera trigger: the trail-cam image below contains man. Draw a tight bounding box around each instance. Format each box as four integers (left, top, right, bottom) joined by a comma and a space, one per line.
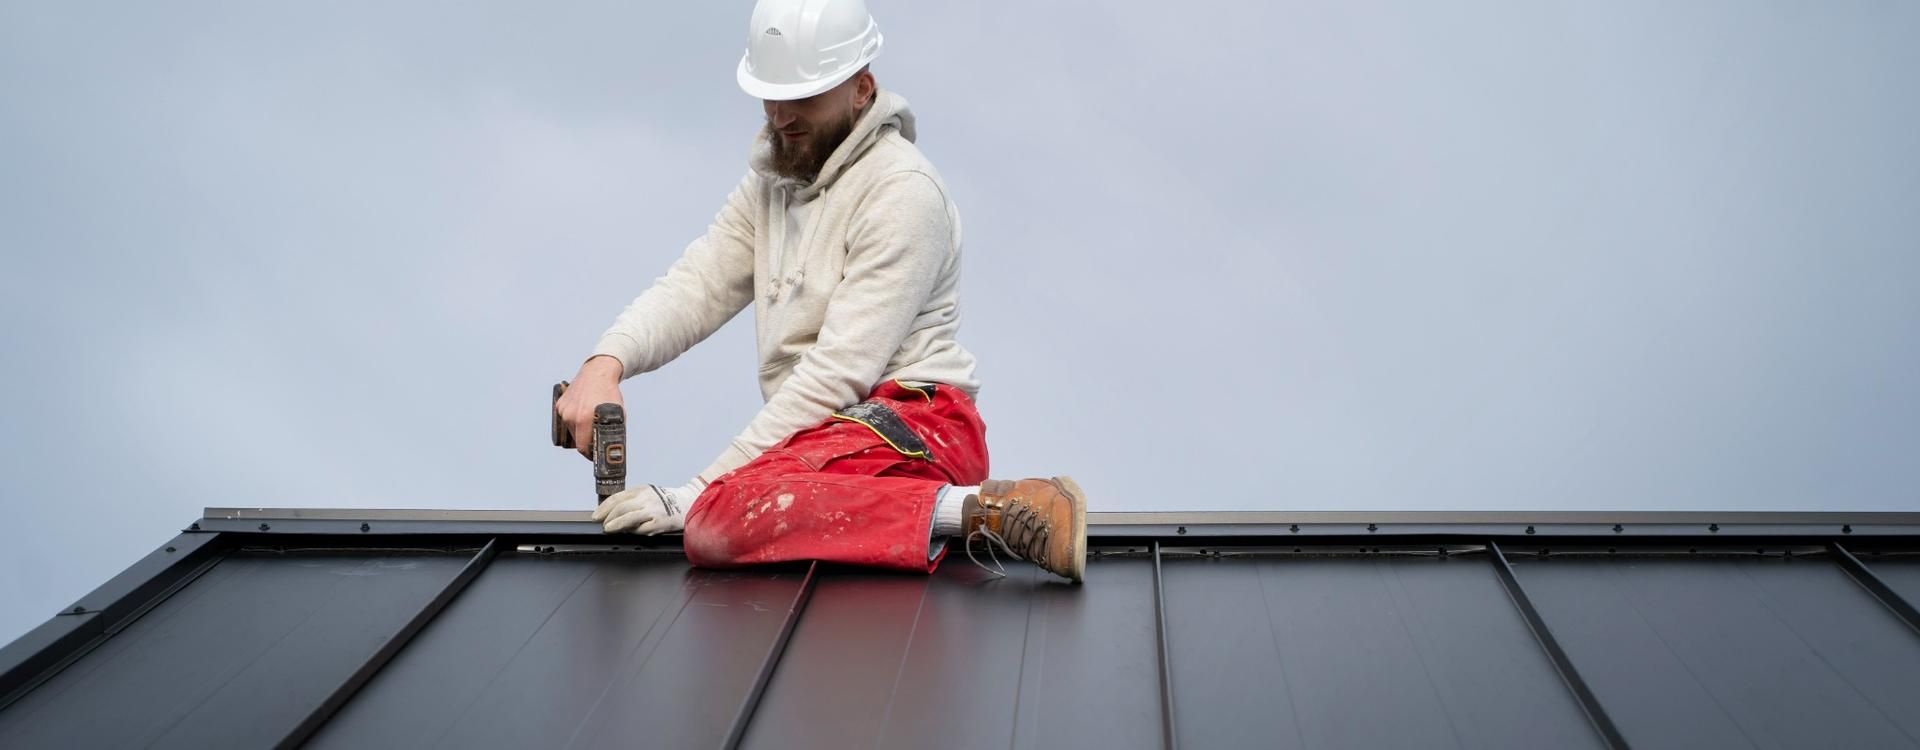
553, 0, 1087, 581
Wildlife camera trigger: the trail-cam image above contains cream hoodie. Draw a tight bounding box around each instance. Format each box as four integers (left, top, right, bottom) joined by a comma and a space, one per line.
591, 90, 980, 483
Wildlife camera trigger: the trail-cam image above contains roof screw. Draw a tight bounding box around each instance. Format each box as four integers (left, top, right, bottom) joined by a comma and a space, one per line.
165, 546, 176, 553
259, 523, 271, 532
71, 605, 85, 614
1842, 524, 1853, 534
1176, 526, 1187, 535
1367, 523, 1378, 533
1612, 524, 1624, 533
1525, 525, 1536, 535
1289, 524, 1300, 533
360, 523, 371, 532
1709, 523, 1720, 533
189, 522, 201, 531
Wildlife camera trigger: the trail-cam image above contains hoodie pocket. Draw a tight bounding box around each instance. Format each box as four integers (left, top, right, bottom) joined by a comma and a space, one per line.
757, 351, 802, 374
756, 351, 805, 395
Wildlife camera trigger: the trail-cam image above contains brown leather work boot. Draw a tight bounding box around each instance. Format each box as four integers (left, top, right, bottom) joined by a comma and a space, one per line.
961, 476, 1087, 582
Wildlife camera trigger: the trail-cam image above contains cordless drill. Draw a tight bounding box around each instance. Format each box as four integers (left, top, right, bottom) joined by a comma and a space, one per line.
551, 382, 626, 504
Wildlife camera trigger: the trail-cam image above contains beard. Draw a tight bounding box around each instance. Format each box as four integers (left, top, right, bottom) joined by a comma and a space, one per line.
766, 110, 859, 182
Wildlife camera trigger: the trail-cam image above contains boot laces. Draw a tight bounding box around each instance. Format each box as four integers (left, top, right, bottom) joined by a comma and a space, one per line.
965, 500, 1051, 579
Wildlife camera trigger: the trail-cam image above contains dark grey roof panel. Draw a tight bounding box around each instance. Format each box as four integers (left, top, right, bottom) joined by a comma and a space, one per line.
1511, 555, 1920, 750
572, 564, 808, 750
0, 550, 470, 749
309, 553, 807, 750
1010, 558, 1162, 749
1162, 556, 1604, 750
741, 559, 1163, 750
305, 554, 602, 748
10, 511, 1920, 750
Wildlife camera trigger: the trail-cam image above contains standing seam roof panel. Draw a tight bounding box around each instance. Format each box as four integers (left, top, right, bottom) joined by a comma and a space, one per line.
0, 551, 471, 749
1512, 556, 1920, 750
308, 554, 810, 750
1162, 556, 1605, 749
740, 560, 1164, 750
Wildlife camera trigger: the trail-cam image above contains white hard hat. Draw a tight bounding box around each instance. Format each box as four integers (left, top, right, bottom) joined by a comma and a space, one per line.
736, 0, 884, 101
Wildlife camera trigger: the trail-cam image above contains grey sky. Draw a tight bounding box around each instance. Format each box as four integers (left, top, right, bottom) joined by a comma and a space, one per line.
3, 1, 1917, 644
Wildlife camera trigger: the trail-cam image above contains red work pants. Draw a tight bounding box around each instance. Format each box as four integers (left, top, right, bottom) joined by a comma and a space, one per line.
682, 381, 990, 573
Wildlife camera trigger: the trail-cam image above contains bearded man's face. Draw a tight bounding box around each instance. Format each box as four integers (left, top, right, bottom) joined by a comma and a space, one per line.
763, 69, 874, 182
765, 108, 858, 182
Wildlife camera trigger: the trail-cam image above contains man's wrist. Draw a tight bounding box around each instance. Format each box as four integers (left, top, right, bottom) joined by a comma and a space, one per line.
577, 354, 625, 383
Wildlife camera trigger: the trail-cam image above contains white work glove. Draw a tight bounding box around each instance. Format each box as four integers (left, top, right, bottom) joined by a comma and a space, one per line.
593, 480, 703, 535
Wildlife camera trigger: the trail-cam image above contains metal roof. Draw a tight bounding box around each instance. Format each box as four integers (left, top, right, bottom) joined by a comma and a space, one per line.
3, 509, 1919, 749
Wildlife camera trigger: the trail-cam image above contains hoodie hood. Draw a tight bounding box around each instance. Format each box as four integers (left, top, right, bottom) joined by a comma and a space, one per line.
751, 89, 915, 202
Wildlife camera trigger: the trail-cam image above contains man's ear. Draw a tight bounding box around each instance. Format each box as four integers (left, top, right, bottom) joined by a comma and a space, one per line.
853, 67, 876, 109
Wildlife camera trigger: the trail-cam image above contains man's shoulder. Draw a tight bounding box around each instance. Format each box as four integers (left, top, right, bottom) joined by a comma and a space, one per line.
854, 130, 943, 182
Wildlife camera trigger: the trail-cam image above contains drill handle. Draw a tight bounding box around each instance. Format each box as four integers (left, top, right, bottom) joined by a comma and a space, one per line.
591, 403, 627, 501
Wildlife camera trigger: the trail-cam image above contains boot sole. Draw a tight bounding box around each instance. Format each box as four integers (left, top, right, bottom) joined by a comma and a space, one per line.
1054, 475, 1088, 582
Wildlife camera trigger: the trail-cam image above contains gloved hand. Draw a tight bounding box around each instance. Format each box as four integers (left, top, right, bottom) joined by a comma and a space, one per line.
593, 480, 703, 535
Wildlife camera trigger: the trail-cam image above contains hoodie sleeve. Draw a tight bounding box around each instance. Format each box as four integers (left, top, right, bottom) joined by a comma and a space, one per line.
590, 171, 760, 379
695, 170, 954, 482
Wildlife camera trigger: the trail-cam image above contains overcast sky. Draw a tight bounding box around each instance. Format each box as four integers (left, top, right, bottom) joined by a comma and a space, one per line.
3, 1, 1917, 644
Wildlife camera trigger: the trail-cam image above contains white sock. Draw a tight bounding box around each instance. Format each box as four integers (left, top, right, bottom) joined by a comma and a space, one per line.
933, 484, 975, 537
927, 484, 977, 561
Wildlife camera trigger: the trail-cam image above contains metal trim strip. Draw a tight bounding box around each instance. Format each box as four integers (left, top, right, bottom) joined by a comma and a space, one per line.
1151, 541, 1179, 750
198, 511, 1920, 542
207, 507, 1920, 526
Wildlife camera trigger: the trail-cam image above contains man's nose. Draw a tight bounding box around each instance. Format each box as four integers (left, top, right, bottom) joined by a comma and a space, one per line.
765, 102, 797, 128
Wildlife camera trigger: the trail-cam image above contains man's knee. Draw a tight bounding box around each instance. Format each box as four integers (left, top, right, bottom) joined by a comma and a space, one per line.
680, 461, 804, 567
681, 501, 735, 567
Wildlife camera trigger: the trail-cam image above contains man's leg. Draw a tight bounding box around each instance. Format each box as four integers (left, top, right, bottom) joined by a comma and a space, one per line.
683, 457, 951, 572
682, 382, 989, 573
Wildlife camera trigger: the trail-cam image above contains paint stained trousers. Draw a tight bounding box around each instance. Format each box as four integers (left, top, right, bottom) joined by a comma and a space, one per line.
682, 380, 990, 573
